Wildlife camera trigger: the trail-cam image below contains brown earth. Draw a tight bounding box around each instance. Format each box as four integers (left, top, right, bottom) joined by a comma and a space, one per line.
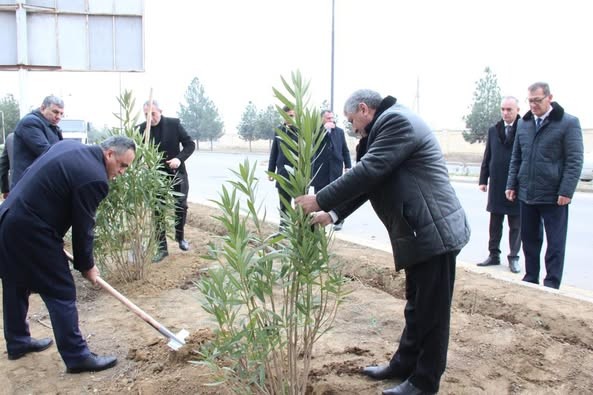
1, 202, 593, 395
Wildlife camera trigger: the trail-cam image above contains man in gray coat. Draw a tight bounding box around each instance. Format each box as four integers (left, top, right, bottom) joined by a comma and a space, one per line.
477, 96, 521, 273
296, 89, 470, 395
506, 82, 583, 289
11, 95, 64, 188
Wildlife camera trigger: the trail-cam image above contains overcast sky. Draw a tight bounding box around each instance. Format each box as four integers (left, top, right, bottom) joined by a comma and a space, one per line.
1, 0, 592, 133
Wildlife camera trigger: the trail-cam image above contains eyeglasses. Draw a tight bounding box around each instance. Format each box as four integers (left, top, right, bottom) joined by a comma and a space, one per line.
526, 96, 548, 104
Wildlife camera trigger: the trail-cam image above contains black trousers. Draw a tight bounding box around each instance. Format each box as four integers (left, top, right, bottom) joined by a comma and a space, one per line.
388, 251, 457, 393
488, 213, 521, 258
157, 172, 189, 251
520, 202, 568, 289
2, 280, 91, 367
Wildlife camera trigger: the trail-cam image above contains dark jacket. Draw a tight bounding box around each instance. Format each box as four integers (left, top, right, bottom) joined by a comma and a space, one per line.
268, 124, 298, 188
0, 140, 109, 299
506, 102, 583, 204
138, 116, 195, 176
11, 109, 63, 188
311, 126, 352, 190
479, 116, 520, 215
0, 132, 14, 194
316, 97, 470, 270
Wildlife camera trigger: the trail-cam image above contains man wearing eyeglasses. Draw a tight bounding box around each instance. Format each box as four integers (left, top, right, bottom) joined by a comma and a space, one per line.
505, 82, 583, 289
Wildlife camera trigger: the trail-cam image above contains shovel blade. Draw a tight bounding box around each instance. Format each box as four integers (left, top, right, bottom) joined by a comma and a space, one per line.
167, 329, 189, 351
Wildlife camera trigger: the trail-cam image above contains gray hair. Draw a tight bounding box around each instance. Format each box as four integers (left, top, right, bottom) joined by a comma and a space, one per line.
501, 96, 519, 106
143, 100, 161, 111
42, 95, 64, 108
528, 82, 550, 96
343, 89, 383, 114
100, 136, 136, 155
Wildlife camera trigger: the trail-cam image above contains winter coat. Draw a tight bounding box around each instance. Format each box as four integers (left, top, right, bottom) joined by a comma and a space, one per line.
479, 116, 520, 215
316, 97, 470, 270
138, 116, 195, 177
0, 141, 109, 300
506, 102, 583, 204
267, 124, 298, 189
311, 126, 352, 190
11, 109, 63, 188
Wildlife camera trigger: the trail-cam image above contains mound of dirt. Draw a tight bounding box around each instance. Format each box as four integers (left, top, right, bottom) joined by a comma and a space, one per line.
1, 203, 592, 394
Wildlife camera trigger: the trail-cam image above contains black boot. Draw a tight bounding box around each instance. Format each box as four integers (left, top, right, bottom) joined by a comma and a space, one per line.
477, 255, 501, 267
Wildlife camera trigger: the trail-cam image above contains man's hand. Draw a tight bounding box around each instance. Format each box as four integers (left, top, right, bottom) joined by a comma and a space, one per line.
558, 195, 571, 206
479, 184, 487, 192
166, 158, 181, 170
311, 212, 333, 226
295, 194, 320, 214
505, 189, 516, 201
82, 265, 100, 285
2, 192, 8, 199
324, 121, 336, 130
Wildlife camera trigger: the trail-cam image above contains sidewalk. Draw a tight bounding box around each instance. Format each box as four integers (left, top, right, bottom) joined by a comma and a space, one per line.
332, 230, 593, 305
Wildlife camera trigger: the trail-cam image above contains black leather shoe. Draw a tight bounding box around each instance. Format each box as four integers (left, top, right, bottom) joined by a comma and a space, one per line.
508, 257, 521, 273
476, 255, 501, 266
66, 353, 117, 373
382, 379, 435, 395
7, 337, 53, 360
362, 364, 406, 381
152, 250, 169, 263
178, 239, 190, 251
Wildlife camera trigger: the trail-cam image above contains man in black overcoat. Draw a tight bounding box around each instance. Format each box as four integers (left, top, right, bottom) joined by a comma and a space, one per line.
267, 106, 298, 228
477, 96, 522, 273
139, 100, 196, 262
311, 110, 352, 230
0, 136, 136, 373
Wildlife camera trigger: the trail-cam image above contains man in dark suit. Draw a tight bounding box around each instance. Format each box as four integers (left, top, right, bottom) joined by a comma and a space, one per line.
0, 136, 136, 373
0, 132, 14, 199
477, 96, 521, 273
268, 106, 298, 228
11, 95, 64, 188
311, 110, 352, 231
139, 100, 196, 263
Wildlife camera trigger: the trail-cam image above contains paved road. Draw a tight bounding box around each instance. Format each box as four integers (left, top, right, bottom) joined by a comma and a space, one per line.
185, 151, 593, 294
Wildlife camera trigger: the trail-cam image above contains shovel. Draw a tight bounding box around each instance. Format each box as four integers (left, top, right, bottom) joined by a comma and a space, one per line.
64, 250, 188, 350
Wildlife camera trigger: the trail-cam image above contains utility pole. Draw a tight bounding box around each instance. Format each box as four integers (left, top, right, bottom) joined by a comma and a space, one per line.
330, 0, 335, 112
0, 111, 5, 144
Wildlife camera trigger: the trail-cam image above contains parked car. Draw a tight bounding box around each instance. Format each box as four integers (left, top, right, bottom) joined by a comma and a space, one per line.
580, 152, 593, 182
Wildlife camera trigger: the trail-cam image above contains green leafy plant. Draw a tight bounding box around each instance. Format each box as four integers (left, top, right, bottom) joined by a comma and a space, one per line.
93, 90, 176, 282
196, 72, 347, 394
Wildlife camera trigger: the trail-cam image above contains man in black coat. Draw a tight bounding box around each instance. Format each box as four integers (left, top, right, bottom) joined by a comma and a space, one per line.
311, 110, 351, 231
506, 82, 583, 289
296, 89, 470, 395
0, 136, 136, 373
267, 106, 298, 228
11, 95, 64, 188
139, 100, 196, 262
477, 96, 521, 273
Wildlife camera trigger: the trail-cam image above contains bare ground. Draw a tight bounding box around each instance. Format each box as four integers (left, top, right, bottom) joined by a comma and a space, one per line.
1, 203, 592, 395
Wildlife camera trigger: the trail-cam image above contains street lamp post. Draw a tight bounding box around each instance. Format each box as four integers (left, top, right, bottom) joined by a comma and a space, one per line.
0, 110, 5, 145
330, 0, 335, 112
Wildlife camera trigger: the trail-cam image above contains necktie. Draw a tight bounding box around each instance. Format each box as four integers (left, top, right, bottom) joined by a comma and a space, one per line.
536, 117, 542, 130
505, 125, 511, 137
